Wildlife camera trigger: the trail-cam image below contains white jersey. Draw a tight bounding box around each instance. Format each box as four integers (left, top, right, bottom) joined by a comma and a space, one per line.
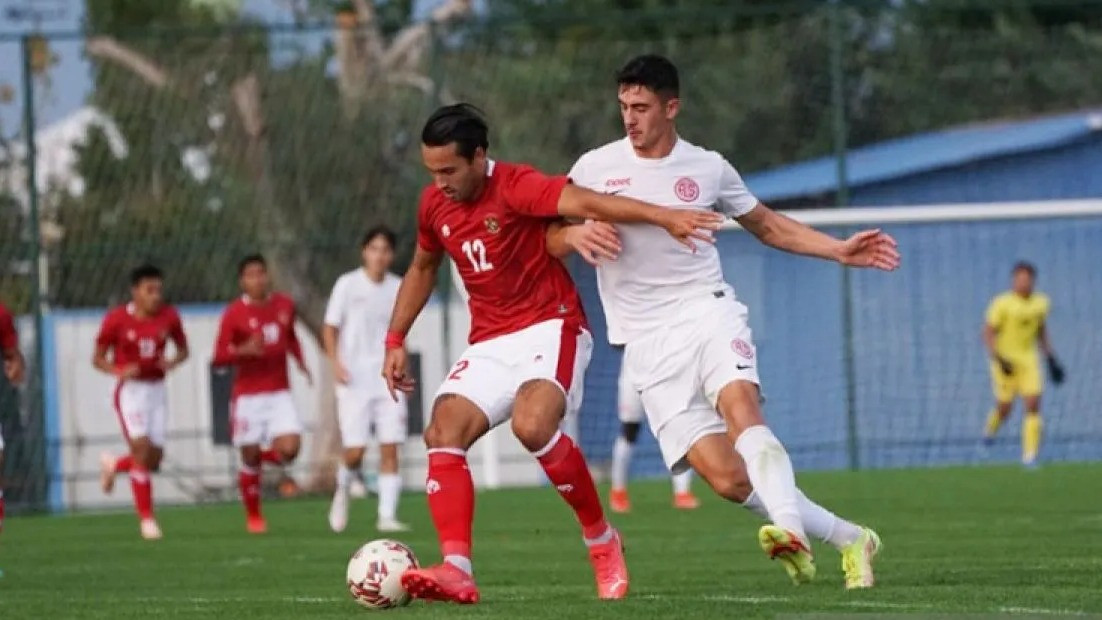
324, 269, 401, 390
568, 137, 759, 344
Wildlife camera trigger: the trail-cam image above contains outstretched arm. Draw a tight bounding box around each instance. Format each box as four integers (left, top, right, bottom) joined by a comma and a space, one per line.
737, 203, 900, 271
556, 185, 720, 250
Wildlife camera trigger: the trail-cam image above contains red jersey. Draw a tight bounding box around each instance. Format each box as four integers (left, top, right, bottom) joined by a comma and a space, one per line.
0, 302, 18, 352
212, 293, 304, 397
417, 161, 587, 344
95, 304, 187, 381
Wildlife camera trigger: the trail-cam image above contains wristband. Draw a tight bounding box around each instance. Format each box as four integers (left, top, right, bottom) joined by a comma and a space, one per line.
385, 331, 405, 350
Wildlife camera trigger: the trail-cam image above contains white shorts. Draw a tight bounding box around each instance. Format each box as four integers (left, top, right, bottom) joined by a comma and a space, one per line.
113, 380, 168, 446
231, 390, 303, 447
337, 385, 409, 447
624, 292, 759, 473
435, 318, 593, 428
617, 363, 644, 424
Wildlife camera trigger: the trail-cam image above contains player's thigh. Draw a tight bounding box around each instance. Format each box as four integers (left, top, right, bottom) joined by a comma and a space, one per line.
231, 394, 265, 448
716, 381, 766, 437
114, 381, 153, 445
989, 363, 1017, 405
267, 391, 303, 456
617, 365, 645, 424
1018, 360, 1044, 403
146, 381, 168, 448
424, 393, 491, 450
512, 319, 593, 447
369, 393, 409, 446
686, 431, 752, 503
653, 402, 728, 477
336, 386, 371, 449
435, 346, 515, 430
699, 300, 761, 410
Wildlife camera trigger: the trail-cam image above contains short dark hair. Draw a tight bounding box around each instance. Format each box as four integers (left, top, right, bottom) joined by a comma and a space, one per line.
1013, 261, 1037, 277
617, 54, 680, 100
238, 253, 267, 276
130, 263, 163, 287
361, 225, 396, 250
421, 103, 489, 160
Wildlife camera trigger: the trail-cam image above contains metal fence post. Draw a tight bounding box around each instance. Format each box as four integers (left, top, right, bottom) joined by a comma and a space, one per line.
829, 1, 860, 471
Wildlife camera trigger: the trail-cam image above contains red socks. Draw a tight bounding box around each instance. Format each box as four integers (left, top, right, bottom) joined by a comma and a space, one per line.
536, 432, 608, 540
239, 467, 262, 519
129, 468, 154, 520
260, 450, 283, 466
115, 454, 133, 473
426, 450, 475, 560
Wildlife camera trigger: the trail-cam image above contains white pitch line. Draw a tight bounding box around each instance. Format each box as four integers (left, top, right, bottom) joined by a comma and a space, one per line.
843, 600, 937, 610
999, 606, 1090, 616
701, 595, 792, 604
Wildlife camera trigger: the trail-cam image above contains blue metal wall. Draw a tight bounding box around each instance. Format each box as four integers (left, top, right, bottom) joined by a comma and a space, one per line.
851, 137, 1102, 206
572, 214, 1102, 474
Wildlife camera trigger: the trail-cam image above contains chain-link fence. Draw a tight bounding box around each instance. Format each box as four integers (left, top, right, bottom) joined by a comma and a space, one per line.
2, 0, 1101, 512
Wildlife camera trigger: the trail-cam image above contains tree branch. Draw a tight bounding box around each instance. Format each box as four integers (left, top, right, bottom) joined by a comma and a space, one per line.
85, 36, 170, 89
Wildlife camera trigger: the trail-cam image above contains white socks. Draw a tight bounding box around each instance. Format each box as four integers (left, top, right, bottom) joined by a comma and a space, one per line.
336, 463, 357, 490
672, 469, 693, 494
734, 425, 806, 543
377, 473, 402, 521
445, 554, 473, 576
611, 436, 632, 490
741, 489, 862, 550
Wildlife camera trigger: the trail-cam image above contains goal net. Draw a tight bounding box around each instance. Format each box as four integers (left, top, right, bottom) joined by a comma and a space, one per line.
571, 200, 1102, 475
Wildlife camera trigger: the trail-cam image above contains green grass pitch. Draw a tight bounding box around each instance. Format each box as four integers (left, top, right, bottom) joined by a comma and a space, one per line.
2, 464, 1101, 618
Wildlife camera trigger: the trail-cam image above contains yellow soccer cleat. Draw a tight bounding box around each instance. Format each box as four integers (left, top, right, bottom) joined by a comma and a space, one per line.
841, 527, 882, 590
758, 525, 816, 585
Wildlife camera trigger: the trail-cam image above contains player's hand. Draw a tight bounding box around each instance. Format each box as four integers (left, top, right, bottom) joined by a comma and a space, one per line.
1047, 354, 1065, 385
115, 364, 140, 380
157, 357, 180, 372
995, 356, 1014, 375
3, 356, 25, 385
382, 347, 416, 401
658, 209, 724, 251
236, 334, 265, 357
836, 229, 900, 271
565, 221, 621, 266
334, 361, 351, 385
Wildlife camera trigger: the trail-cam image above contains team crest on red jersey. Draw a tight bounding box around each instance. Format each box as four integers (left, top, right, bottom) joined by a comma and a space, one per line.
484, 216, 500, 234
675, 177, 700, 202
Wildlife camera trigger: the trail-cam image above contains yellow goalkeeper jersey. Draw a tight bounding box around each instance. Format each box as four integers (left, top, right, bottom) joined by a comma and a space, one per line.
985, 291, 1050, 360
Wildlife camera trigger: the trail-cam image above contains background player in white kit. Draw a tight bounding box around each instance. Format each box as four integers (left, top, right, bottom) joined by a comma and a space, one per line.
324, 226, 410, 533
557, 55, 900, 589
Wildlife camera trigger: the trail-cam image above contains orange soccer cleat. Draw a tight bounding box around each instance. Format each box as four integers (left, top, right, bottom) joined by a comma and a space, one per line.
246, 515, 268, 535
588, 529, 629, 600
609, 488, 631, 514
673, 491, 700, 510
401, 562, 480, 604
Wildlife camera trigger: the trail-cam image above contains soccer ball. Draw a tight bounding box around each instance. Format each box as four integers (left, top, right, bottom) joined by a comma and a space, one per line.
346, 539, 419, 609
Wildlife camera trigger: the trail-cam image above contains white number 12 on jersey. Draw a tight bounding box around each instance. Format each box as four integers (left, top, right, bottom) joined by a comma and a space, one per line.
461, 239, 494, 273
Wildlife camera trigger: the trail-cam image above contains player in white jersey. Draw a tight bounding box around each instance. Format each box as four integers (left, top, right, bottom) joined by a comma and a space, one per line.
324, 226, 410, 533
552, 55, 900, 590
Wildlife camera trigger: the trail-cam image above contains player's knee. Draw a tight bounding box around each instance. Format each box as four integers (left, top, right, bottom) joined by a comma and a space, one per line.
344, 447, 366, 467
510, 412, 558, 452
239, 446, 261, 468
147, 452, 164, 472
620, 421, 641, 443
704, 469, 752, 503
423, 419, 469, 450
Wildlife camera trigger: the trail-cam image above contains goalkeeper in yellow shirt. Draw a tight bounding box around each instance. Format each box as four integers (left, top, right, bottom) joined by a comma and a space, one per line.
982, 261, 1064, 466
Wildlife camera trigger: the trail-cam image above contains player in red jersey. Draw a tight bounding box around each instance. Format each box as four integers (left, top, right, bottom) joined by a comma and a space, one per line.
212, 254, 312, 534
0, 301, 26, 537
382, 104, 722, 604
93, 264, 189, 540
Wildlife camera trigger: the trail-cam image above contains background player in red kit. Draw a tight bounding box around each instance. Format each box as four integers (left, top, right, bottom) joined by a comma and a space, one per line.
383, 104, 722, 604
213, 254, 312, 534
93, 264, 189, 540
0, 301, 26, 538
